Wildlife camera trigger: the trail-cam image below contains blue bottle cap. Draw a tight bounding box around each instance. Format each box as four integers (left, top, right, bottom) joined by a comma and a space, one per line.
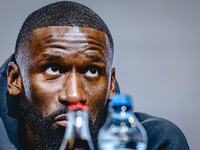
111, 93, 132, 107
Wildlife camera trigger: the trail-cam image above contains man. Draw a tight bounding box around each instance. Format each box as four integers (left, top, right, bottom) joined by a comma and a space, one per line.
0, 1, 189, 150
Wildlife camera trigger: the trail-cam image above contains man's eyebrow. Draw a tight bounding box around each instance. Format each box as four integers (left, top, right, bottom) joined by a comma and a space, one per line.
38, 54, 62, 62
38, 54, 106, 64
86, 54, 106, 64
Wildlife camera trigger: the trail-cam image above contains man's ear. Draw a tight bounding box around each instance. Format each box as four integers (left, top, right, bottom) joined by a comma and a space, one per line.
7, 62, 23, 96
108, 67, 116, 100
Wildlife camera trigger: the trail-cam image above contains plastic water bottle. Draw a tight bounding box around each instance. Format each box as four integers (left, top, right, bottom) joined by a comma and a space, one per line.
59, 103, 95, 150
98, 93, 148, 150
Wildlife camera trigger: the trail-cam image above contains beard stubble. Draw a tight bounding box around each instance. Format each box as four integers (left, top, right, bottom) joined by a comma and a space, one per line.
19, 93, 109, 150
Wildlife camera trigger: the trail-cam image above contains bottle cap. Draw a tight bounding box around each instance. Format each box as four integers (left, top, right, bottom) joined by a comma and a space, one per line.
67, 103, 89, 112
111, 93, 132, 107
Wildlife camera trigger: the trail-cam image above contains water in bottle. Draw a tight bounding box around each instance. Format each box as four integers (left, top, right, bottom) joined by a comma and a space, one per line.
98, 93, 148, 150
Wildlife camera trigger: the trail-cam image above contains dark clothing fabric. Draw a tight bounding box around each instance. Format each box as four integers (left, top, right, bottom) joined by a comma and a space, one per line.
0, 55, 190, 150
135, 112, 190, 150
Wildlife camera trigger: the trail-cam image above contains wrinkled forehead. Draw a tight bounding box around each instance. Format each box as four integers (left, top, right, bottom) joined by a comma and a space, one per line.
30, 26, 112, 58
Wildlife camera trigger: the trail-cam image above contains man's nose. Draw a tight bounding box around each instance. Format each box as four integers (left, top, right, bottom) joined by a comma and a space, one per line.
59, 72, 87, 105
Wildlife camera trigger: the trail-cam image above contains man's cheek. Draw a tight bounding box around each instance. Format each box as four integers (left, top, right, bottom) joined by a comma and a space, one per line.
29, 83, 58, 116
87, 88, 108, 121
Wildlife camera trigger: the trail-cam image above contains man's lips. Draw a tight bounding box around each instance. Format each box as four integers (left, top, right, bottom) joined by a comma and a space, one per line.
52, 114, 68, 128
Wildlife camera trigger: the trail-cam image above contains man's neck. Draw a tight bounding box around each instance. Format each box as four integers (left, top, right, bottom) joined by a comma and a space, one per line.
24, 123, 36, 150
18, 118, 36, 150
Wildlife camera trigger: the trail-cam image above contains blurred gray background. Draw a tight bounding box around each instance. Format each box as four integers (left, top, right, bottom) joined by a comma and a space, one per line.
0, 0, 199, 149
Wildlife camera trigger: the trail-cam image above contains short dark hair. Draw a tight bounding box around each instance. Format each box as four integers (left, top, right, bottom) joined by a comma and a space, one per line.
15, 1, 113, 63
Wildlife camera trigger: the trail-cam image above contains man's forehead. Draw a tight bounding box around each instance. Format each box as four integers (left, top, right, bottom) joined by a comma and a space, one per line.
29, 26, 112, 63
32, 26, 110, 44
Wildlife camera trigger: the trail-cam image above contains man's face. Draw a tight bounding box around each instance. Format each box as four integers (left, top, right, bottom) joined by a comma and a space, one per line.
15, 26, 115, 149
23, 26, 113, 121
17, 25, 114, 134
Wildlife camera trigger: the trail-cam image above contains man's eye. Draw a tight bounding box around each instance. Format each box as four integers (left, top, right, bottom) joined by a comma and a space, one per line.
45, 66, 60, 75
85, 67, 98, 77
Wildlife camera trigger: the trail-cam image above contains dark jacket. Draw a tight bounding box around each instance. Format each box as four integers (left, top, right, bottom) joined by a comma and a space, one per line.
0, 55, 190, 150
